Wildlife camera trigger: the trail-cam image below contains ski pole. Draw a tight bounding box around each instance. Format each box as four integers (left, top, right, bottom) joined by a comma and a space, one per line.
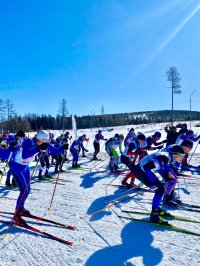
188, 141, 199, 165
48, 170, 60, 211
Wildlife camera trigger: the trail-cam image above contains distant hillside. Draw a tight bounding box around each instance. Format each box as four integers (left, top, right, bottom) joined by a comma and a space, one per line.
75, 110, 200, 129
3, 110, 200, 132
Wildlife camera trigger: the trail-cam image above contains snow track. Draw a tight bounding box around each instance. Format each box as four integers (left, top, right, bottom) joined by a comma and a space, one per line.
0, 125, 199, 265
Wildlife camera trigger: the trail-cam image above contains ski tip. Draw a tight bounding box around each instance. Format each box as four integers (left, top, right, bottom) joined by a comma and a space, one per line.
67, 226, 77, 231
67, 241, 73, 245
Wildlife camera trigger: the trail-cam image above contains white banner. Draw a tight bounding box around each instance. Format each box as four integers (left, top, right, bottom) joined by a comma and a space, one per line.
72, 116, 77, 140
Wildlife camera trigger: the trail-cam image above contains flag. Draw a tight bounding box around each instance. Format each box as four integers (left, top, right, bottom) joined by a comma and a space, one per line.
72, 116, 77, 140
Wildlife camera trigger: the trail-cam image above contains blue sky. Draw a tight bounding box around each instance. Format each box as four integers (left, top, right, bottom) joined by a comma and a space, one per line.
0, 0, 200, 117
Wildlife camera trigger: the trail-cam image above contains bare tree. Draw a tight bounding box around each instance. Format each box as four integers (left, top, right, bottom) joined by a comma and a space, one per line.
166, 66, 181, 125
3, 99, 16, 131
101, 105, 105, 115
58, 98, 69, 133
0, 98, 6, 133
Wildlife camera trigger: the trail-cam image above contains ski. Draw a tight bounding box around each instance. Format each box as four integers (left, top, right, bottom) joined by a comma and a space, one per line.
179, 202, 200, 209
0, 211, 77, 230
104, 184, 153, 192
118, 215, 200, 237
161, 203, 200, 212
68, 166, 89, 171
0, 220, 73, 245
176, 206, 200, 213
121, 210, 200, 224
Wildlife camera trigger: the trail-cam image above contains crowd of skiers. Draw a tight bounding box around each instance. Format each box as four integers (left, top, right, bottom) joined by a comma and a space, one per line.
0, 122, 199, 225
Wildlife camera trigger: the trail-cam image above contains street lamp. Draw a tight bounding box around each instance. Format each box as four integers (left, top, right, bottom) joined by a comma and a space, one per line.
190, 90, 196, 129
90, 109, 94, 131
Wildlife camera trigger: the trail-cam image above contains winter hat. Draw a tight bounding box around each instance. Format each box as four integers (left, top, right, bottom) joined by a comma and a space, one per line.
16, 130, 25, 138
137, 133, 146, 141
35, 130, 49, 142
170, 145, 184, 155
181, 139, 193, 148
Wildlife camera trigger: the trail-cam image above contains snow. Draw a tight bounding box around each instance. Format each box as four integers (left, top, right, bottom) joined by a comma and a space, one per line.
0, 122, 200, 266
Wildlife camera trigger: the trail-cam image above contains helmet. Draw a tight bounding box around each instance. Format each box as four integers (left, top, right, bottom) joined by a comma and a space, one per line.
35, 130, 49, 142
170, 145, 184, 155
98, 130, 102, 134
137, 133, 146, 141
181, 139, 193, 149
65, 131, 70, 135
115, 133, 120, 138
186, 130, 194, 137
119, 134, 124, 141
153, 132, 161, 138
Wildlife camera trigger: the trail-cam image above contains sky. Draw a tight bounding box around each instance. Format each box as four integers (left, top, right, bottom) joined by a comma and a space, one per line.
0, 0, 200, 117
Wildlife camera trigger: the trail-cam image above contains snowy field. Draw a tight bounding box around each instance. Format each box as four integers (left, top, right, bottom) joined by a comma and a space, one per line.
0, 122, 200, 266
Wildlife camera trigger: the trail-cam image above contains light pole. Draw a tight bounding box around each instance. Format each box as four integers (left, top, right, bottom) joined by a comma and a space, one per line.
190, 90, 196, 129
90, 109, 94, 131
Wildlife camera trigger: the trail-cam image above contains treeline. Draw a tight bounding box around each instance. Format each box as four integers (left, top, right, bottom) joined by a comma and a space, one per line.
1, 110, 200, 132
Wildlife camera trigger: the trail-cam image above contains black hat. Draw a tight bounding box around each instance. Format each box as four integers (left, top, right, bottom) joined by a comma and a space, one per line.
171, 145, 184, 154
137, 133, 146, 141
181, 139, 193, 149
16, 130, 25, 137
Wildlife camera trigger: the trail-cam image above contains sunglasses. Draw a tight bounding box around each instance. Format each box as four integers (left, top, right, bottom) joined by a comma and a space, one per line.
174, 152, 185, 158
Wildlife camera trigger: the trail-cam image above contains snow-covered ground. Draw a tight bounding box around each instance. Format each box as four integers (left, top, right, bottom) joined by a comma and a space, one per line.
0, 122, 200, 266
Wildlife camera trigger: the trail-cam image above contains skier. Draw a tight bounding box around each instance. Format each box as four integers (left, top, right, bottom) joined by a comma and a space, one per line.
178, 123, 188, 135
62, 131, 72, 161
70, 138, 88, 168
51, 137, 67, 173
176, 130, 200, 145
93, 130, 107, 160
161, 140, 194, 206
121, 133, 146, 188
37, 149, 51, 179
105, 134, 124, 172
164, 125, 179, 146
128, 146, 185, 223
0, 130, 68, 226
78, 134, 89, 157
136, 131, 166, 159
124, 128, 136, 147
5, 130, 26, 187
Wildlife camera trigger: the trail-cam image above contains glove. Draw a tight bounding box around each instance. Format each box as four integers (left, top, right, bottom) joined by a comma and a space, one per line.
62, 144, 69, 150
85, 149, 88, 152
199, 140, 200, 144
8, 141, 19, 152
9, 141, 18, 147
38, 142, 48, 151
156, 144, 164, 149
104, 139, 108, 141
111, 151, 115, 156
162, 139, 167, 144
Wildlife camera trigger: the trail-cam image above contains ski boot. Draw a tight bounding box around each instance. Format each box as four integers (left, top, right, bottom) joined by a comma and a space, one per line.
150, 209, 168, 225
5, 179, 12, 187
20, 207, 31, 217
157, 207, 171, 217
12, 178, 17, 187
162, 195, 178, 207
44, 170, 52, 178
14, 212, 28, 226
